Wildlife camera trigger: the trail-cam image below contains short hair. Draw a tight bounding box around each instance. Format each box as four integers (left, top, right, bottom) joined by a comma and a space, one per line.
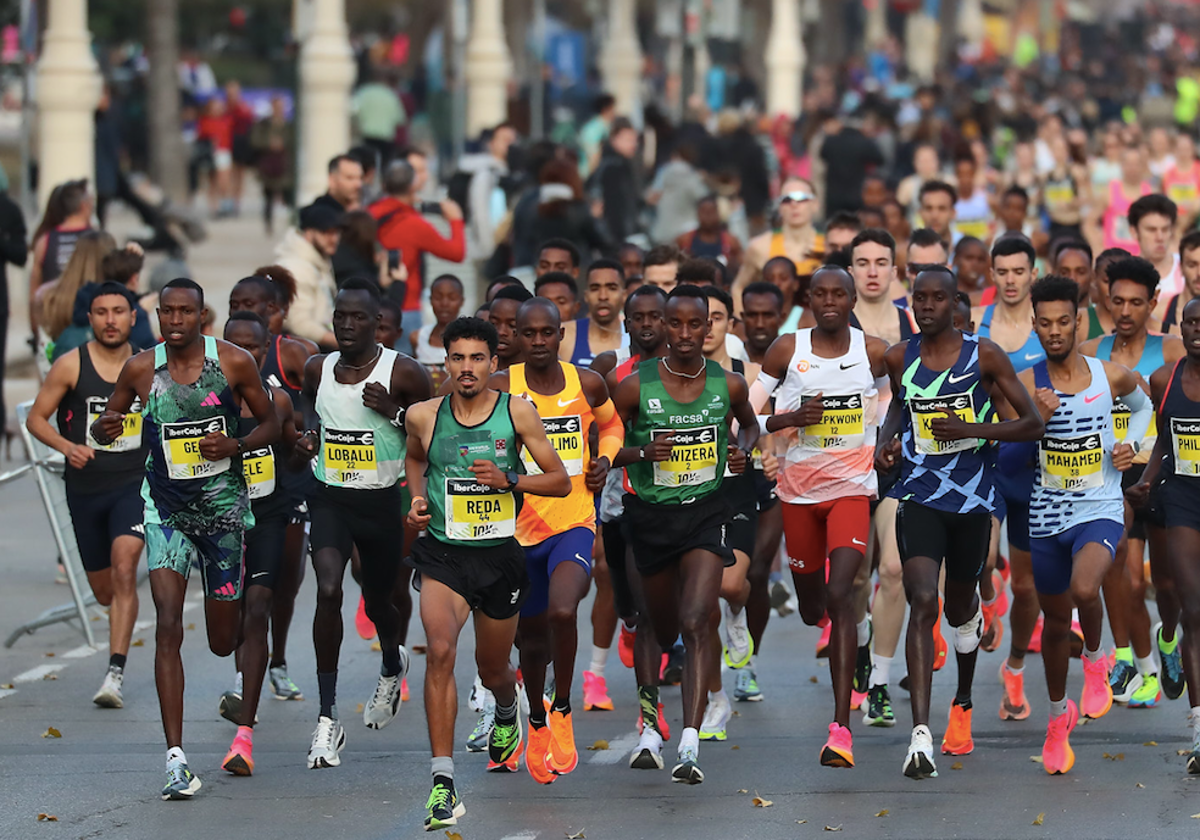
1096, 247, 1132, 270
585, 258, 625, 281
763, 255, 799, 277
618, 242, 645, 260
913, 264, 957, 290
537, 238, 581, 267
431, 274, 465, 294
990, 233, 1036, 267
337, 277, 382, 311
162, 277, 205, 306
379, 298, 403, 325
233, 274, 277, 301
918, 179, 957, 204
825, 248, 852, 269
1105, 256, 1160, 298
328, 153, 360, 174
1002, 185, 1029, 205
89, 281, 136, 310
666, 284, 709, 308
1128, 193, 1178, 228
443, 316, 499, 355
60, 179, 89, 216
1030, 274, 1081, 312
346, 145, 377, 174
225, 309, 269, 336
626, 284, 668, 313
382, 160, 416, 196
826, 210, 863, 233
1052, 238, 1093, 265
534, 271, 578, 299
954, 235, 985, 258
492, 284, 535, 304
954, 290, 973, 309
676, 257, 720, 286
486, 275, 525, 296
1181, 229, 1200, 258
700, 285, 734, 318
644, 244, 684, 270
594, 93, 617, 114
907, 227, 947, 254
742, 281, 785, 309
811, 264, 855, 291
610, 116, 636, 137
101, 249, 143, 284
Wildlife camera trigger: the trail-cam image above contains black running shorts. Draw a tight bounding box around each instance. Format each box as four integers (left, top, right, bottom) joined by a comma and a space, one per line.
621, 491, 735, 576
895, 499, 992, 584
408, 535, 529, 620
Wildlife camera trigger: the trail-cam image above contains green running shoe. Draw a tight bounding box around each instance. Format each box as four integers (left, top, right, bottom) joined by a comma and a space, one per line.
671, 745, 704, 784
1129, 672, 1161, 708
269, 665, 304, 700
424, 777, 465, 831
734, 668, 762, 702
487, 713, 523, 771
162, 759, 202, 800
1156, 623, 1186, 701
863, 684, 896, 727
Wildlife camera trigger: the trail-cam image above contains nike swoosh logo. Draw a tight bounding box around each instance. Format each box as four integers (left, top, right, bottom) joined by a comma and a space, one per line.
1024, 353, 1041, 361
852, 538, 866, 546
1103, 539, 1114, 551
840, 362, 860, 370
947, 372, 972, 384
556, 397, 575, 408
1084, 393, 1102, 404
251, 571, 269, 579
575, 553, 589, 565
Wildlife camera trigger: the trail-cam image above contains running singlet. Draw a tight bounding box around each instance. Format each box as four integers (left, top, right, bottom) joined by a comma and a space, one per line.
510, 361, 596, 544
56, 343, 145, 493
238, 389, 292, 520
1028, 357, 1123, 537
141, 335, 251, 533
261, 334, 303, 401
978, 304, 1045, 371
413, 324, 447, 366
953, 190, 992, 241
1161, 361, 1200, 478
1103, 180, 1150, 253
774, 328, 879, 504
313, 348, 404, 490
891, 331, 995, 515
425, 392, 522, 547
569, 319, 596, 367
625, 358, 729, 505
769, 231, 826, 276
41, 225, 91, 284
1097, 334, 1162, 463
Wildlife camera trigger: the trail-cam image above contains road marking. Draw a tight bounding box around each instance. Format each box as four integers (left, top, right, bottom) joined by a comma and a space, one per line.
499, 833, 540, 840
0, 688, 15, 701
63, 644, 100, 659
14, 664, 64, 683
589, 731, 641, 765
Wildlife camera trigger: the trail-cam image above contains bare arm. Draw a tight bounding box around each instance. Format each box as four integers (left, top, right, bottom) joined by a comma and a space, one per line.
504, 396, 571, 497
731, 237, 765, 319
726, 371, 761, 453
404, 399, 436, 529
27, 351, 94, 468
91, 351, 154, 444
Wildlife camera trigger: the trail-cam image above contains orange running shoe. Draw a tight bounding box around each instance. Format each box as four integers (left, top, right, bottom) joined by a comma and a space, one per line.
819, 722, 854, 768
548, 709, 579, 774
993, 570, 1009, 616
932, 600, 948, 672
999, 661, 1031, 721
1042, 700, 1079, 775
815, 621, 832, 658
941, 699, 974, 755
355, 595, 376, 640
582, 671, 614, 711
401, 677, 409, 703
1027, 614, 1044, 654
850, 689, 867, 711
221, 727, 254, 776
1080, 654, 1113, 719
981, 601, 1004, 653
618, 624, 635, 668
636, 702, 671, 742
525, 722, 556, 784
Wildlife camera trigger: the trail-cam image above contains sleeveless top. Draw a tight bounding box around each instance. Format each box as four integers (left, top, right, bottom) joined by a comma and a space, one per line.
849, 306, 914, 342
57, 343, 145, 493
625, 358, 729, 505
1043, 168, 1080, 225
768, 231, 825, 276
774, 328, 879, 504
1103, 180, 1150, 252
1029, 357, 1123, 537
239, 383, 292, 521
1163, 161, 1200, 207
414, 324, 447, 366
261, 335, 303, 400
313, 347, 404, 490
890, 331, 995, 515
683, 229, 732, 261
978, 304, 1045, 371
1096, 333, 1163, 464
1160, 360, 1200, 481
141, 335, 251, 533
953, 190, 992, 241
425, 392, 522, 547
41, 225, 91, 284
510, 362, 596, 544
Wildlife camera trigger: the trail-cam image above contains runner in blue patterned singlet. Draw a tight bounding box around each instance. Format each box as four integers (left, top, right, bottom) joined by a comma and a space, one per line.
877, 266, 1044, 781
94, 278, 280, 802
560, 260, 629, 367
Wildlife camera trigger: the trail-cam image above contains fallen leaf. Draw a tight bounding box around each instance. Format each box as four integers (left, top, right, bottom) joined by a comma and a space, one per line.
796, 820, 808, 825
730, 745, 740, 750
1030, 755, 1043, 763
356, 704, 364, 714
1179, 749, 1191, 756
737, 788, 748, 794
41, 727, 61, 738
824, 825, 843, 832
809, 676, 819, 683
45, 652, 55, 657
132, 639, 144, 647
751, 793, 773, 808
1191, 813, 1200, 819
1, 683, 13, 689
1143, 741, 1158, 747
444, 832, 462, 840
186, 623, 195, 631
566, 832, 585, 840
1135, 783, 1145, 788
1032, 813, 1045, 826
1102, 752, 1114, 760
370, 642, 382, 652
951, 762, 964, 770
43, 673, 57, 681
585, 740, 608, 751
731, 710, 741, 717
412, 644, 427, 654
36, 814, 58, 822
875, 809, 889, 817
1115, 753, 1125, 760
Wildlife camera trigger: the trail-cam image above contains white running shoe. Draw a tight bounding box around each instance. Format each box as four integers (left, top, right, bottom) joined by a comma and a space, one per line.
468, 674, 487, 713
93, 666, 124, 709
902, 724, 938, 779
699, 692, 733, 741
307, 715, 346, 769
630, 726, 665, 770
722, 600, 754, 668
364, 674, 403, 729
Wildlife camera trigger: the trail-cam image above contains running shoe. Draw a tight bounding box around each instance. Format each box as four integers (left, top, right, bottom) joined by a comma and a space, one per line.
1129, 672, 1162, 708
770, 579, 793, 615
467, 675, 488, 713
1109, 658, 1142, 704
487, 713, 523, 772
1042, 700, 1078, 775
942, 699, 974, 755
466, 710, 493, 752
722, 600, 754, 669
217, 690, 257, 725
354, 594, 375, 640
863, 684, 896, 727
630, 727, 664, 770
671, 744, 704, 784
548, 709, 578, 774
999, 662, 1031, 721
401, 677, 409, 703
662, 646, 685, 685
1188, 712, 1200, 775
903, 725, 938, 779
363, 673, 403, 729
820, 722, 854, 768
307, 715, 346, 769
1027, 614, 1044, 654
424, 777, 465, 831
699, 692, 732, 741
1080, 655, 1113, 719
525, 722, 556, 785
93, 665, 124, 709
981, 600, 1004, 653
162, 759, 202, 800
221, 731, 254, 776
993, 569, 1009, 615
853, 620, 872, 693
850, 689, 867, 711
269, 664, 304, 700
618, 623, 636, 668
1156, 622, 1187, 701
734, 668, 763, 702
815, 620, 831, 658
582, 671, 614, 711
636, 701, 671, 741
932, 601, 948, 671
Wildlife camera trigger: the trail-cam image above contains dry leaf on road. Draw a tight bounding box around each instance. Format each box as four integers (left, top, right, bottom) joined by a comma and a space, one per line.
1032, 813, 1045, 826
809, 676, 819, 683
875, 809, 889, 818
45, 652, 55, 657
731, 745, 740, 750
1030, 755, 1044, 763
824, 825, 843, 832
796, 820, 808, 825
1, 683, 13, 689
36, 814, 58, 822
566, 831, 586, 839
132, 639, 144, 647
412, 644, 427, 654
586, 740, 609, 751
1136, 783, 1145, 788
951, 762, 964, 770
751, 793, 773, 808
444, 832, 462, 840
41, 727, 61, 739
42, 674, 57, 681
1143, 741, 1158, 747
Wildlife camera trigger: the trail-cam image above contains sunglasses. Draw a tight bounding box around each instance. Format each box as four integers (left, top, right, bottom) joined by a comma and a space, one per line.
779, 191, 815, 205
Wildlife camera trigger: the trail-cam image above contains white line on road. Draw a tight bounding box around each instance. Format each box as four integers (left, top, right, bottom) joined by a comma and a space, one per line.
499, 833, 540, 840
13, 664, 65, 683
63, 644, 100, 659
0, 688, 15, 701
589, 731, 641, 765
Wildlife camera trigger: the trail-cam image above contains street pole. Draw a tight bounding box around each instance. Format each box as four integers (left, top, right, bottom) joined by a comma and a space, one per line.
452, 0, 468, 165
530, 0, 546, 139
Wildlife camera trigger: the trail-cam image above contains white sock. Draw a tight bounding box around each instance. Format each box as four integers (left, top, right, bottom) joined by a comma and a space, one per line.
680, 726, 700, 753
1136, 655, 1158, 676
166, 746, 186, 764
1005, 661, 1024, 676
711, 688, 728, 705
1084, 647, 1105, 663
856, 617, 871, 647
1049, 697, 1068, 718
869, 654, 892, 688
590, 644, 608, 677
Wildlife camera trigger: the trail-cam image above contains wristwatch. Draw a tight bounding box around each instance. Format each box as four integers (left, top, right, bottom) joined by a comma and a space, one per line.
504, 470, 520, 491
1129, 440, 1141, 456
236, 437, 248, 455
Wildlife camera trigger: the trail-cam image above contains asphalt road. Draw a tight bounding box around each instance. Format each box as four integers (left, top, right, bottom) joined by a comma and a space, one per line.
1, 481, 1199, 840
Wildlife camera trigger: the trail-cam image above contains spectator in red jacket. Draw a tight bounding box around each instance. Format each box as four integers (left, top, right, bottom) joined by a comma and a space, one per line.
368, 159, 465, 337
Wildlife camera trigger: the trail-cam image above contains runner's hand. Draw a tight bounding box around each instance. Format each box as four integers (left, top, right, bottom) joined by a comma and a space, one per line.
362, 381, 400, 419
727, 445, 747, 475
407, 496, 431, 530
469, 459, 507, 489
1034, 387, 1060, 422
642, 434, 675, 462
295, 430, 319, 461
930, 411, 972, 441
760, 450, 779, 481
1111, 443, 1135, 472
780, 394, 824, 429
92, 410, 125, 445
875, 437, 900, 472
199, 431, 237, 461
65, 443, 96, 470
585, 455, 610, 494
1124, 479, 1151, 508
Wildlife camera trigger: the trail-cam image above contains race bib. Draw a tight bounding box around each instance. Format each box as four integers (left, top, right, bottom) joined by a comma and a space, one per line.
322, 428, 378, 487
524, 415, 583, 476
1113, 215, 1133, 243
160, 417, 230, 480
86, 396, 142, 452
1040, 433, 1105, 491
802, 394, 865, 451
955, 219, 990, 240
445, 477, 516, 541
242, 447, 276, 500
1168, 182, 1198, 204
910, 393, 979, 455
1044, 182, 1074, 206
652, 426, 719, 487
1112, 399, 1157, 446
1171, 418, 1200, 476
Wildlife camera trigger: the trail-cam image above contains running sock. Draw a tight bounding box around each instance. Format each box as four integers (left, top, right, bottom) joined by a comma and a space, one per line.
1136, 655, 1158, 676
495, 698, 518, 726
269, 657, 286, 669
317, 670, 338, 719
680, 727, 700, 755
381, 646, 402, 677
236, 725, 254, 742
1161, 628, 1180, 651
551, 697, 571, 715
711, 688, 729, 707
953, 694, 972, 710
529, 710, 547, 728
109, 653, 127, 671
638, 685, 660, 732
1004, 662, 1024, 676
590, 644, 609, 678
869, 654, 892, 688
1191, 707, 1200, 736
1083, 647, 1105, 664
166, 746, 186, 764
431, 756, 454, 780
856, 617, 871, 647
1049, 697, 1068, 719
1114, 646, 1134, 664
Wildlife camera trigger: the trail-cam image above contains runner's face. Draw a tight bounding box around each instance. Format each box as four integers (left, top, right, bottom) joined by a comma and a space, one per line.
826, 226, 857, 254
1183, 246, 1200, 297
446, 337, 496, 397
517, 303, 562, 368
1053, 249, 1093, 302
332, 290, 381, 354
954, 242, 988, 285
702, 300, 730, 355
430, 280, 464, 325
157, 287, 204, 348
1181, 300, 1200, 361
626, 296, 666, 355
999, 195, 1027, 229
89, 294, 134, 348
1033, 298, 1077, 363
224, 321, 267, 365
953, 302, 974, 333
536, 281, 579, 324
851, 240, 895, 302
375, 311, 402, 349
643, 262, 678, 292
537, 248, 577, 278
1135, 212, 1173, 264
488, 298, 522, 362
229, 282, 277, 321
919, 191, 954, 235
619, 247, 644, 278
911, 273, 956, 335
808, 270, 855, 332
585, 268, 624, 327
696, 200, 720, 230
1108, 279, 1156, 339
666, 297, 709, 361
741, 292, 783, 351
778, 179, 815, 227
991, 253, 1035, 306
763, 263, 798, 304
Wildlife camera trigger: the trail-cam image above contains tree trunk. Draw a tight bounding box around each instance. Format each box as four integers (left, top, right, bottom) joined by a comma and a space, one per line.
147, 0, 187, 202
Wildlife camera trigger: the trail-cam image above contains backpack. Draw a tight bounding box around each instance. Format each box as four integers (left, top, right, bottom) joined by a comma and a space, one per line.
446, 170, 476, 223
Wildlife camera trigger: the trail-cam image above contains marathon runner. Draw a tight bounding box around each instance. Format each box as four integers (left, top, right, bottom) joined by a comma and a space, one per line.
533, 272, 581, 326
559, 258, 628, 367
1158, 231, 1200, 335
612, 285, 760, 784
92, 277, 280, 800
758, 265, 888, 766
403, 316, 571, 829
295, 279, 433, 769
876, 266, 1043, 779
489, 284, 533, 372
28, 281, 146, 709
